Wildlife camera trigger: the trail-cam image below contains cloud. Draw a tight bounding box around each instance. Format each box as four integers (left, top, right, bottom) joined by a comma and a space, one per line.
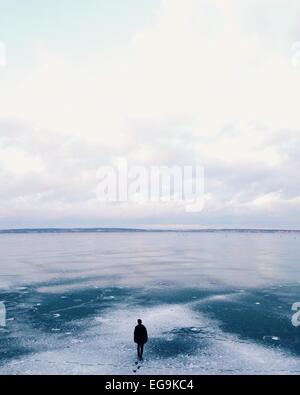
0, 0, 300, 228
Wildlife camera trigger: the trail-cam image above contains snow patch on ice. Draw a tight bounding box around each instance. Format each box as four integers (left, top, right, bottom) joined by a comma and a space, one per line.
0, 303, 299, 375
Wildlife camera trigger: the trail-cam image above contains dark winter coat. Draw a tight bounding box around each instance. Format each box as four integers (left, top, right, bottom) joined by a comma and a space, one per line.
134, 324, 148, 344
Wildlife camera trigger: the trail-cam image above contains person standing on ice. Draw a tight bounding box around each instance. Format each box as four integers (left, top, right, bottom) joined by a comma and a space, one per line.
134, 319, 148, 360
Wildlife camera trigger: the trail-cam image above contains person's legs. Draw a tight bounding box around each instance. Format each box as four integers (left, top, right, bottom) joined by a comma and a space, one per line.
137, 343, 144, 360
140, 343, 144, 359
138, 344, 143, 359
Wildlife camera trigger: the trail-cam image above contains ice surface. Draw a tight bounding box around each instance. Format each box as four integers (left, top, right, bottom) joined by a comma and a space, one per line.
0, 301, 299, 375
0, 231, 300, 374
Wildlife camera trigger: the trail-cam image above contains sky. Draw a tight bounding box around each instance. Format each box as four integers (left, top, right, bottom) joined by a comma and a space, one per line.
0, 0, 300, 229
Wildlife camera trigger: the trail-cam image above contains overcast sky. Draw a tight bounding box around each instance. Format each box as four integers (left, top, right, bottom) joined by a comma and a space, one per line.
0, 0, 300, 229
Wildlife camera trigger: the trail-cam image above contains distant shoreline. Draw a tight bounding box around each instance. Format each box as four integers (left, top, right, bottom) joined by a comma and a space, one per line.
0, 228, 300, 234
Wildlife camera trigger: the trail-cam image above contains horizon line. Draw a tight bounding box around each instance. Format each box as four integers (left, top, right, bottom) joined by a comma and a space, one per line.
0, 227, 300, 233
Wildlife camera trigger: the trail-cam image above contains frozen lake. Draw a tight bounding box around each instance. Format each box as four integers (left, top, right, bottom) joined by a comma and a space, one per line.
0, 230, 300, 375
